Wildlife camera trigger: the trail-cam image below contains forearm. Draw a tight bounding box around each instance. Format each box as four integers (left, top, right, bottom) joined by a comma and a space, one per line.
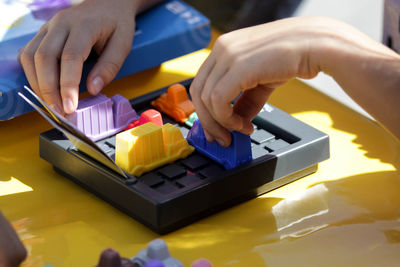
311, 18, 400, 140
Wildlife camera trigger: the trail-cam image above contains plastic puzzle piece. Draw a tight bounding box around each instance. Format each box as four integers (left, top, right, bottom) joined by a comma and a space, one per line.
184, 112, 198, 128
116, 122, 194, 176
146, 259, 165, 267
186, 120, 252, 169
131, 239, 183, 267
125, 109, 163, 130
151, 83, 195, 123
66, 94, 138, 141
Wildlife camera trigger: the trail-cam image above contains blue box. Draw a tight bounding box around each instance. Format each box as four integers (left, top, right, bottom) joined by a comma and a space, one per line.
0, 0, 211, 120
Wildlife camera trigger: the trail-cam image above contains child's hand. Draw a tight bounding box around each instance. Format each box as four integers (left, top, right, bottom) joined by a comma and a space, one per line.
190, 16, 400, 146
18, 0, 141, 114
190, 17, 321, 146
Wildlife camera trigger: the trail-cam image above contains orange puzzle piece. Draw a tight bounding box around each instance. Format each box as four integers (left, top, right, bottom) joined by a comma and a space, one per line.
151, 83, 195, 123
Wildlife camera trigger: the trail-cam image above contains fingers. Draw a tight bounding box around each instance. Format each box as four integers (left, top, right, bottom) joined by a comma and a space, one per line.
191, 55, 249, 146
191, 51, 275, 147
202, 64, 247, 133
194, 92, 233, 146
18, 0, 136, 115
191, 52, 233, 146
19, 27, 47, 99
34, 26, 70, 114
87, 23, 135, 96
60, 23, 100, 113
233, 84, 274, 125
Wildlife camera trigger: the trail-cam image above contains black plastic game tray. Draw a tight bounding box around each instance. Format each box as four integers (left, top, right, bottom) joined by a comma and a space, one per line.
39, 79, 330, 234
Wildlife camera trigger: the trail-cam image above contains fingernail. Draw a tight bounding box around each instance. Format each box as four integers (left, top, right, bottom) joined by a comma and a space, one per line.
91, 76, 104, 94
216, 138, 226, 147
63, 98, 75, 114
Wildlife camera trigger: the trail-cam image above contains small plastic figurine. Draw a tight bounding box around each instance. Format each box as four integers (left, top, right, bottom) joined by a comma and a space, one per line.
116, 122, 194, 176
96, 238, 213, 267
151, 83, 195, 124
187, 119, 252, 169
66, 94, 139, 141
125, 109, 163, 130
131, 239, 182, 267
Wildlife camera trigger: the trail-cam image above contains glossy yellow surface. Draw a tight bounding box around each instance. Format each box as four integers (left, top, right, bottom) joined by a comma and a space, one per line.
1, 44, 400, 267
115, 122, 193, 176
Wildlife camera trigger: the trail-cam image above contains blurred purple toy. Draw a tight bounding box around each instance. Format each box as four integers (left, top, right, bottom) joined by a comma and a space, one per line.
66, 94, 139, 141
28, 0, 71, 21
145, 259, 165, 267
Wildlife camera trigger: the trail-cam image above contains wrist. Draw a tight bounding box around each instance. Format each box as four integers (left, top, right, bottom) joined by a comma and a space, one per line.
310, 17, 400, 77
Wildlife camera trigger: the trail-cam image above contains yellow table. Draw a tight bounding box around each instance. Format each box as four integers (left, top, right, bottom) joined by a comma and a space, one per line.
1, 46, 399, 266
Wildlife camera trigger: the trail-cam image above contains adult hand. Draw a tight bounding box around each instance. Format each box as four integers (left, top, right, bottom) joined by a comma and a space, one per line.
19, 0, 143, 114
0, 212, 27, 267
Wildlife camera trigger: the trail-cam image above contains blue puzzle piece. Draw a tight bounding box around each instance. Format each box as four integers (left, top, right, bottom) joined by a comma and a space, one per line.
186, 120, 253, 169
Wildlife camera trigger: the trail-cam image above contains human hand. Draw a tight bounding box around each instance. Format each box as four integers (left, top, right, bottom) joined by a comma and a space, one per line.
0, 212, 27, 267
190, 17, 325, 147
18, 0, 139, 115
191, 16, 400, 145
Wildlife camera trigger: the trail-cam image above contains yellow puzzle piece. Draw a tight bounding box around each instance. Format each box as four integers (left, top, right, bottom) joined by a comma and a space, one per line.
115, 122, 194, 176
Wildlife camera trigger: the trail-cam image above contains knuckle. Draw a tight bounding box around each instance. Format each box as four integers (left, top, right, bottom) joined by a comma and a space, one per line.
53, 9, 68, 21
215, 34, 230, 49
19, 49, 34, 65
200, 91, 209, 105
221, 46, 237, 64
50, 12, 64, 26
34, 49, 53, 63
80, 17, 98, 32
38, 22, 49, 33
101, 61, 120, 79
61, 49, 83, 63
60, 79, 78, 89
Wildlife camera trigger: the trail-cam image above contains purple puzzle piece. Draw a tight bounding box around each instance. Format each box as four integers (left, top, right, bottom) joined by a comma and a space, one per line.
111, 94, 139, 129
28, 0, 72, 21
186, 119, 252, 169
66, 94, 138, 141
